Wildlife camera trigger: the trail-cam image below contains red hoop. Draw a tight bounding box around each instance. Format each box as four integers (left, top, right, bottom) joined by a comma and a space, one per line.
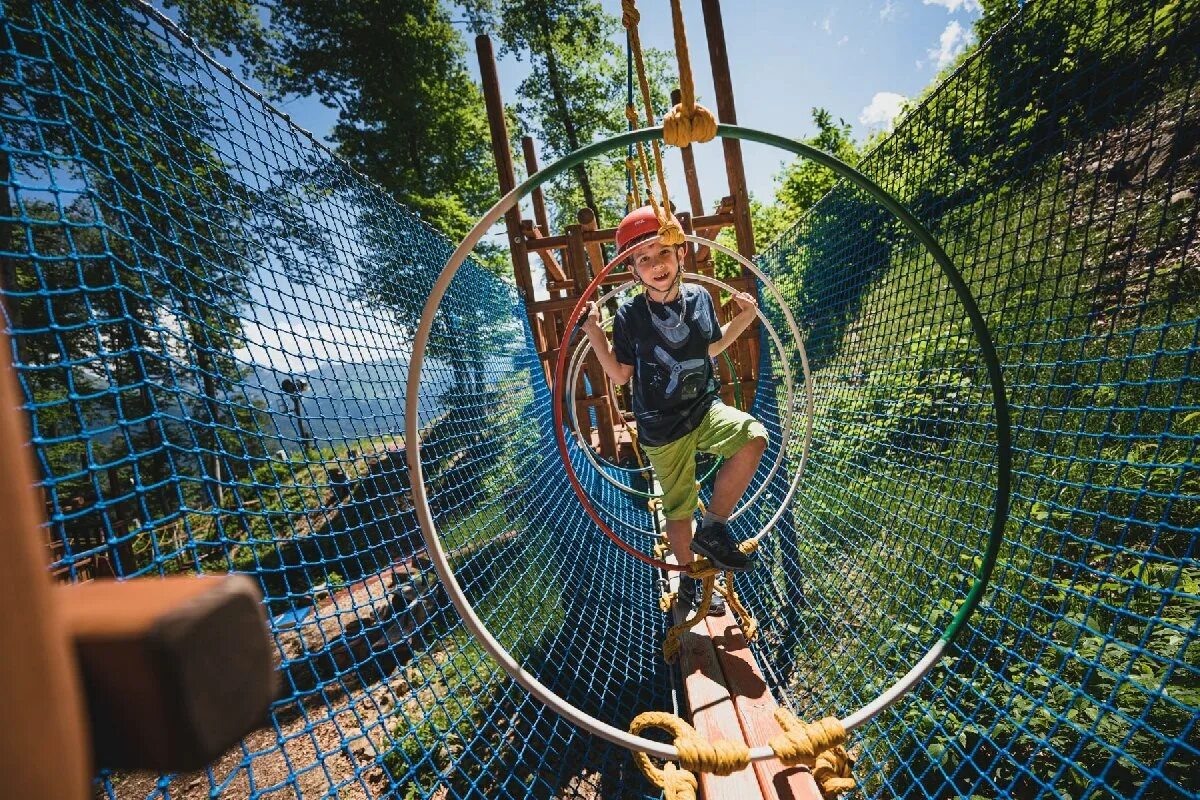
551, 247, 684, 572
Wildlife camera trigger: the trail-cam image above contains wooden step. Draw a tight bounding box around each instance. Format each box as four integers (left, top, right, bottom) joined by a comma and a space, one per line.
665, 587, 823, 799
659, 510, 822, 800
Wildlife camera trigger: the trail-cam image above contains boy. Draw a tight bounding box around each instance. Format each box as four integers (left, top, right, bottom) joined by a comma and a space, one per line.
582, 205, 767, 615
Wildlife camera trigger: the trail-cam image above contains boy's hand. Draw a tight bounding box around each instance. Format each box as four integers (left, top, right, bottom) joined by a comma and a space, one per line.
732, 291, 758, 313
582, 301, 604, 335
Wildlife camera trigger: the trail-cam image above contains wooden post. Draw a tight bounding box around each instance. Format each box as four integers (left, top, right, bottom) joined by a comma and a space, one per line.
521, 136, 551, 237
477, 35, 533, 304
576, 207, 606, 282
700, 0, 756, 259
0, 328, 91, 799
679, 212, 700, 277
565, 223, 589, 295
672, 88, 706, 217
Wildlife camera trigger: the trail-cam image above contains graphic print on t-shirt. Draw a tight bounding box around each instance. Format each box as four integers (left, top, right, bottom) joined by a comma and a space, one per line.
612, 283, 724, 446
653, 345, 708, 400
648, 301, 691, 347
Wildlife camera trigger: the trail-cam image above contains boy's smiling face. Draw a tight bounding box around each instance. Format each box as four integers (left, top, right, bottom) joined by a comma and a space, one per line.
630, 241, 683, 296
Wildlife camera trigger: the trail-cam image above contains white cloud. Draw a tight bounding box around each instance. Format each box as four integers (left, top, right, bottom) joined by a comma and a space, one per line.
928, 20, 974, 69
837, 35, 849, 46
822, 13, 833, 34
880, 0, 899, 21
923, 0, 982, 11
859, 91, 909, 131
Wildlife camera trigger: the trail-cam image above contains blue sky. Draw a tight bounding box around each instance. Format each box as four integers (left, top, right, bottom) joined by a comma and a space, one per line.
273, 0, 985, 208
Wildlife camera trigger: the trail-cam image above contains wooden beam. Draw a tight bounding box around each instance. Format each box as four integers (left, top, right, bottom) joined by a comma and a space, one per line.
700, 0, 756, 259
672, 88, 706, 216
577, 207, 607, 281
477, 35, 533, 302
60, 575, 273, 772
663, 551, 762, 799
0, 329, 91, 799
521, 136, 551, 237
521, 220, 567, 285
524, 212, 735, 252
705, 613, 824, 799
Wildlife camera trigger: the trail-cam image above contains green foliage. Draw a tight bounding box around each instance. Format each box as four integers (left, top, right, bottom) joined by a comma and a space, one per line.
162, 0, 276, 66
721, 107, 864, 265
479, 0, 674, 230
760, 4, 1200, 795
256, 0, 498, 249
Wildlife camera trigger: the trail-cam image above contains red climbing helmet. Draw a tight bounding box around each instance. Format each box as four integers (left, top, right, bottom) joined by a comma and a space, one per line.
615, 205, 679, 257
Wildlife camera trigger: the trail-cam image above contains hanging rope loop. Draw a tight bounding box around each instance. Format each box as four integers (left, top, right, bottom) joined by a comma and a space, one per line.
630, 711, 751, 798
620, 0, 685, 246
663, 0, 718, 147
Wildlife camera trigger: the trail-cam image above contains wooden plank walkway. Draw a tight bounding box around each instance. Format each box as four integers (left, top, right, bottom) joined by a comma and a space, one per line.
667, 565, 823, 800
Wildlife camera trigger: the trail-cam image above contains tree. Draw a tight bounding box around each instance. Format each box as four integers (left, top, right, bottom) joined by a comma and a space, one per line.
258, 0, 499, 253
736, 109, 891, 371
476, 0, 673, 231
719, 107, 863, 271
2, 0, 277, 537
161, 0, 275, 70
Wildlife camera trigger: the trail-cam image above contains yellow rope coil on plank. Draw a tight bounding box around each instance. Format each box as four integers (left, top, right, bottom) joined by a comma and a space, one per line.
663, 0, 717, 147
771, 712, 856, 796
631, 712, 750, 800
629, 711, 856, 798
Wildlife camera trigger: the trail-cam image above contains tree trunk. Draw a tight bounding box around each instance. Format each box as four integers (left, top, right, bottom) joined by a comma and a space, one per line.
535, 10, 600, 222
180, 297, 225, 509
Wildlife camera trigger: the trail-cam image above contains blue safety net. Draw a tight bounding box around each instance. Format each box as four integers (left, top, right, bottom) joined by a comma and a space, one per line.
0, 0, 1196, 798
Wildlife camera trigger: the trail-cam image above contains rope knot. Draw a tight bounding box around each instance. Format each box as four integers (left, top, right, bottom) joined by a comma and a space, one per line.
657, 217, 685, 246
624, 102, 640, 127
621, 0, 640, 28
663, 102, 718, 148
660, 763, 698, 800
676, 733, 752, 776
630, 711, 749, 797
770, 713, 856, 796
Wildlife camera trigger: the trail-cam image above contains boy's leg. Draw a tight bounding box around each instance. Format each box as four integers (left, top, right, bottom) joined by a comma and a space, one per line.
643, 435, 700, 563
690, 403, 769, 572
708, 434, 768, 518
665, 517, 696, 567
645, 436, 726, 615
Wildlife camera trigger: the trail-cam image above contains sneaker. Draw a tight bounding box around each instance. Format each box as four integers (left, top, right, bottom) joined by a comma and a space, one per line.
690, 522, 754, 573
676, 577, 726, 617
706, 579, 727, 617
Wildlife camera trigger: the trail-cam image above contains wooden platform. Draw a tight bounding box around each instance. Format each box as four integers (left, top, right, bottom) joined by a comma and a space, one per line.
667, 569, 823, 800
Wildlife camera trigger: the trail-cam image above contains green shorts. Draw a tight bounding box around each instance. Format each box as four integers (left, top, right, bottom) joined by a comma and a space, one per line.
643, 402, 768, 521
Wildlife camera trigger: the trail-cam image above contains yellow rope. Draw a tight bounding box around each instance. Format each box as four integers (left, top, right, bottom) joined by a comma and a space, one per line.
770, 712, 857, 796
663, 0, 717, 148
625, 157, 642, 207
629, 711, 856, 798
620, 0, 684, 246
661, 540, 760, 662
630, 712, 749, 799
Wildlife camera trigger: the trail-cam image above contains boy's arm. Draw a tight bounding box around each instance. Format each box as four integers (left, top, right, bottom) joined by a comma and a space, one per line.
583, 302, 635, 385
708, 291, 759, 358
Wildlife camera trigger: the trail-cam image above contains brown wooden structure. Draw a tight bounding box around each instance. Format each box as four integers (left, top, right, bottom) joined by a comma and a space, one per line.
476, 2, 762, 464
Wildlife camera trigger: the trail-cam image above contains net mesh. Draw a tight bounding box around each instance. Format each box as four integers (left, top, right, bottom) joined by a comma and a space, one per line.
0, 0, 1196, 798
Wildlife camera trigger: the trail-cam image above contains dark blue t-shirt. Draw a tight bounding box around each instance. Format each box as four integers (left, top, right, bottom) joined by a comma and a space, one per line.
612, 283, 723, 446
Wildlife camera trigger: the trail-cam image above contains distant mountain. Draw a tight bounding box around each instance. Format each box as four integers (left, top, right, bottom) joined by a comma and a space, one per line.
244, 358, 444, 449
